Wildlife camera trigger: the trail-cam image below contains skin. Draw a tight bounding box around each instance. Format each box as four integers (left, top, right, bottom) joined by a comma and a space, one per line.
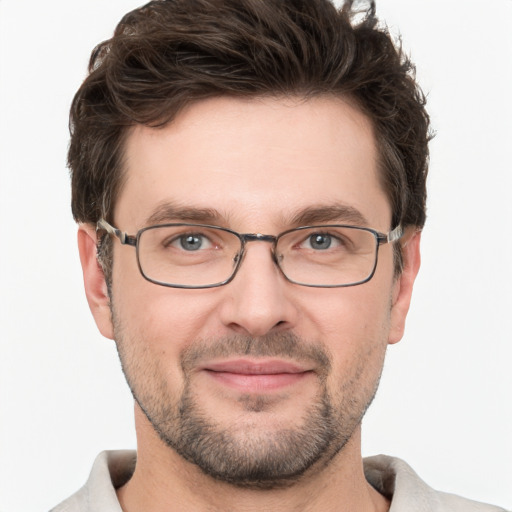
78, 96, 421, 512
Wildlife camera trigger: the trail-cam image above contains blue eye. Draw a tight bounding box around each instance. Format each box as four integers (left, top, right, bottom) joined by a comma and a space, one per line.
308, 233, 333, 250
181, 235, 202, 251
173, 234, 212, 251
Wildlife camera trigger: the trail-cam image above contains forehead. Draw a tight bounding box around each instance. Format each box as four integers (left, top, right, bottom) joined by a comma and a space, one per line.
117, 96, 390, 230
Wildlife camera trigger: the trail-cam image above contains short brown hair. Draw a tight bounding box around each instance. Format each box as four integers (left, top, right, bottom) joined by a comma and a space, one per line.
69, 0, 430, 234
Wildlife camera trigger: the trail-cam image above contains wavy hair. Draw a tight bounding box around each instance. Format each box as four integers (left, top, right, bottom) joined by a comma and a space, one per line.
69, 0, 431, 274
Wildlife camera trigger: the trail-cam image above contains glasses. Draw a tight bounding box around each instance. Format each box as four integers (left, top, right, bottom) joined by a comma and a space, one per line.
97, 219, 402, 289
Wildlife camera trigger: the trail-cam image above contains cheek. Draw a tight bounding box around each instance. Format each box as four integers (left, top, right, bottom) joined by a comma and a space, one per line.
318, 293, 390, 404
304, 283, 392, 341
300, 280, 392, 383
111, 248, 223, 355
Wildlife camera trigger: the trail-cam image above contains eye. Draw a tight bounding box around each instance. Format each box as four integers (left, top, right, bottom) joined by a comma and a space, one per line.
303, 233, 343, 251
308, 233, 333, 250
172, 233, 213, 251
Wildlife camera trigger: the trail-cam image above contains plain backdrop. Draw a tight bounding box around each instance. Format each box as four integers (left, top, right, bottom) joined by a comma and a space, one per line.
1, 1, 511, 511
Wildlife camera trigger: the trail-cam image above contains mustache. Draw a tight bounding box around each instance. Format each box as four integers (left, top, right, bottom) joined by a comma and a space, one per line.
180, 332, 331, 375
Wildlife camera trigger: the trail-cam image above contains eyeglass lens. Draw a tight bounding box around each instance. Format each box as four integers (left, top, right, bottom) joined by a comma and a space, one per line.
136, 225, 379, 288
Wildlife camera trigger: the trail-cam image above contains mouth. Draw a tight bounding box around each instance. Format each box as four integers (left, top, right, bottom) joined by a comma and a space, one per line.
200, 358, 314, 392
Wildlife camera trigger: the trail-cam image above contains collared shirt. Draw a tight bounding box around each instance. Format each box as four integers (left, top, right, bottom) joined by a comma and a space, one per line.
51, 451, 508, 512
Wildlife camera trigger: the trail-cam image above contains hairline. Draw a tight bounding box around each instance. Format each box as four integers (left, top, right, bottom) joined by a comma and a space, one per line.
101, 91, 402, 228
94, 91, 408, 282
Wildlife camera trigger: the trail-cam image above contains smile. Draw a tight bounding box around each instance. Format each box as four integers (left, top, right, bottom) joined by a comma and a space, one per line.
201, 358, 314, 392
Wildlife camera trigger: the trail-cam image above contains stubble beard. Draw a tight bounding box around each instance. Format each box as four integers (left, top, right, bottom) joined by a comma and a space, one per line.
112, 314, 384, 489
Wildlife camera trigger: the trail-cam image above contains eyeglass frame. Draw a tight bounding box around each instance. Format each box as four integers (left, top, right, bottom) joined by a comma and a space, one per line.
97, 219, 403, 289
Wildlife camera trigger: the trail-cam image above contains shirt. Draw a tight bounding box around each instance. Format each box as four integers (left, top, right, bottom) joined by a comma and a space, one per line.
51, 450, 508, 511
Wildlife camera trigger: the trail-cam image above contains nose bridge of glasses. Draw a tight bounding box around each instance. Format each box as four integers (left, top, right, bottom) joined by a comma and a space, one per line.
236, 233, 280, 267
241, 233, 277, 244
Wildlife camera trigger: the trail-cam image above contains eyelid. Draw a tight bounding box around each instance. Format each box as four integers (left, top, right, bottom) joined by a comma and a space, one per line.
164, 229, 215, 250
302, 231, 343, 248
283, 227, 344, 248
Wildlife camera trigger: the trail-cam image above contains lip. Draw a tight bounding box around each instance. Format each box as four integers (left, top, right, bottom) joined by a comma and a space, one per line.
200, 358, 313, 392
203, 358, 309, 374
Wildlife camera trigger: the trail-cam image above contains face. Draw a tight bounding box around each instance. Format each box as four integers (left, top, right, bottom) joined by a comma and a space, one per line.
80, 96, 420, 488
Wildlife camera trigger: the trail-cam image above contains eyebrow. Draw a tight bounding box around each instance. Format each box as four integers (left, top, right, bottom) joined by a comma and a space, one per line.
144, 201, 369, 229
288, 204, 369, 227
145, 202, 225, 226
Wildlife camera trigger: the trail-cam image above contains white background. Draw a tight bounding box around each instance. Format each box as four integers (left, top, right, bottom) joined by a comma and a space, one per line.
0, 1, 511, 511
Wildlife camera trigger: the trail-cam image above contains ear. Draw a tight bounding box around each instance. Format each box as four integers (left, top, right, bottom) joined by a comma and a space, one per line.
388, 228, 421, 345
77, 224, 114, 340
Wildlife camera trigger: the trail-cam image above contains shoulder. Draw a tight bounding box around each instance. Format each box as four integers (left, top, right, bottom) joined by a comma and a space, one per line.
50, 489, 88, 512
363, 454, 508, 512
50, 450, 136, 512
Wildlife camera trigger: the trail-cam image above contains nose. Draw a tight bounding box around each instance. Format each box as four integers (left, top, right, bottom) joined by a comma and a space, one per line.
218, 242, 299, 337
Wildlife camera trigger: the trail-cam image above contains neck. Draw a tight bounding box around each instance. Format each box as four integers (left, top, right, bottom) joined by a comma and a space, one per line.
117, 409, 389, 512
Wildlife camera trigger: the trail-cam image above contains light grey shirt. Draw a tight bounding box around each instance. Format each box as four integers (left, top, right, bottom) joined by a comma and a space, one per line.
51, 451, 508, 511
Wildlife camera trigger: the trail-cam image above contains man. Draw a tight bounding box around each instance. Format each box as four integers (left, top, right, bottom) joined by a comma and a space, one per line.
51, 0, 507, 510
